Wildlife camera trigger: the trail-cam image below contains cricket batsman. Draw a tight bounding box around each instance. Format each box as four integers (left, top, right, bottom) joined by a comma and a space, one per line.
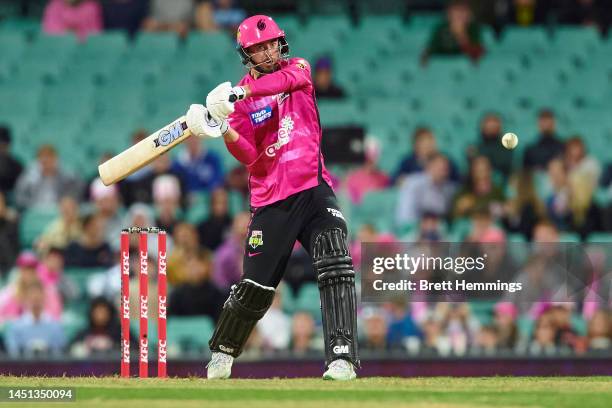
185, 15, 360, 380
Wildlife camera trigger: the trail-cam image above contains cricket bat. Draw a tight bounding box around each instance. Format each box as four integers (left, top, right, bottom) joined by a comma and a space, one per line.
98, 116, 192, 186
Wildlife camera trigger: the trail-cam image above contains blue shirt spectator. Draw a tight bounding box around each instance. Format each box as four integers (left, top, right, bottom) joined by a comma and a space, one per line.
5, 281, 66, 357
171, 136, 224, 194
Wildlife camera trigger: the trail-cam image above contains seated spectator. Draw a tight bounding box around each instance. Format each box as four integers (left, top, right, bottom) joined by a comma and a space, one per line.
167, 222, 201, 285
421, 0, 485, 63
257, 287, 291, 351
545, 158, 572, 230
585, 309, 611, 351
194, 0, 217, 31
36, 196, 82, 253
225, 164, 249, 199
198, 188, 233, 251
153, 174, 182, 235
465, 206, 506, 243
502, 170, 545, 241
142, 0, 194, 37
546, 157, 598, 236
213, 212, 250, 290
0, 191, 19, 277
90, 178, 123, 250
452, 155, 505, 219
393, 127, 460, 185
415, 212, 445, 242
42, 0, 103, 41
5, 280, 66, 357
386, 299, 422, 349
14, 144, 83, 211
528, 312, 558, 355
473, 113, 513, 178
122, 203, 171, 259
439, 303, 481, 355
172, 136, 224, 195
120, 152, 186, 207
494, 302, 519, 350
168, 248, 225, 320
290, 311, 317, 354
421, 318, 449, 355
0, 252, 62, 323
212, 0, 246, 31
37, 247, 78, 303
502, 0, 549, 26
64, 214, 114, 268
549, 304, 580, 349
565, 136, 601, 195
523, 109, 565, 170
101, 0, 148, 37
360, 308, 391, 351
70, 297, 121, 356
0, 126, 23, 195
472, 325, 499, 355
396, 153, 457, 225
344, 138, 390, 204
313, 56, 345, 99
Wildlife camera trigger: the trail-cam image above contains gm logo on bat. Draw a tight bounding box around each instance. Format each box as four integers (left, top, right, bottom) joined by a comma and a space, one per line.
154, 121, 188, 147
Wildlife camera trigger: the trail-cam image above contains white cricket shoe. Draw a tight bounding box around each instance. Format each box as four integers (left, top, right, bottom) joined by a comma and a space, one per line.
322, 359, 357, 381
206, 352, 234, 379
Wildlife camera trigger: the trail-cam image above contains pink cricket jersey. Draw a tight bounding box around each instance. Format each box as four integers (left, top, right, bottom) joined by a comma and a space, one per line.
225, 57, 333, 208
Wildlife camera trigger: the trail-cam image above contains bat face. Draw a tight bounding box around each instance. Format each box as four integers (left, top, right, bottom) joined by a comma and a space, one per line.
98, 116, 192, 186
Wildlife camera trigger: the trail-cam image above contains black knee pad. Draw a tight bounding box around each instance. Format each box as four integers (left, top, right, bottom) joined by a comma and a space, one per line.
314, 228, 360, 368
209, 279, 275, 357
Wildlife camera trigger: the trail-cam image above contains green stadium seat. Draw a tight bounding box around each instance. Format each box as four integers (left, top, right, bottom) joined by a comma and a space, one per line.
185, 191, 210, 224
167, 316, 215, 353
132, 32, 179, 58
82, 31, 129, 56
552, 26, 601, 54
587, 232, 612, 243
19, 206, 59, 247
293, 283, 320, 318
0, 32, 27, 64
499, 27, 550, 51
559, 232, 581, 243
305, 15, 352, 40
407, 13, 442, 30
0, 17, 41, 36
318, 100, 364, 126
469, 301, 495, 325
352, 189, 399, 232
186, 32, 235, 60
25, 34, 78, 60
272, 14, 302, 38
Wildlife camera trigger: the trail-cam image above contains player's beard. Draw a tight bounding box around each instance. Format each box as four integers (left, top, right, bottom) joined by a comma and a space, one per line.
251, 47, 281, 75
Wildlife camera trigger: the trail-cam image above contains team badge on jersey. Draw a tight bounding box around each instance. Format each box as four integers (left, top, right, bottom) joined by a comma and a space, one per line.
248, 230, 264, 249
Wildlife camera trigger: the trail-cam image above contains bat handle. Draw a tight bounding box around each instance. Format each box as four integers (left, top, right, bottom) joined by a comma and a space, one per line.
228, 94, 238, 103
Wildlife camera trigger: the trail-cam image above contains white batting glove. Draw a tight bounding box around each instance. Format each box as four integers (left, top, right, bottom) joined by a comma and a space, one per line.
206, 82, 246, 122
186, 104, 228, 139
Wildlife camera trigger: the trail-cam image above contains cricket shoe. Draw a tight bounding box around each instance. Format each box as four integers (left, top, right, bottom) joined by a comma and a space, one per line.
323, 359, 357, 381
206, 352, 234, 379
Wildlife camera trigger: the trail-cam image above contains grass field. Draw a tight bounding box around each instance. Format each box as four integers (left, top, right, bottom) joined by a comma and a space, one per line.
0, 376, 610, 407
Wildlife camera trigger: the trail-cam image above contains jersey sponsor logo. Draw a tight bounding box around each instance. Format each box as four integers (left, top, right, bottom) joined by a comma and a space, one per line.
277, 92, 289, 105
295, 60, 307, 70
154, 121, 187, 147
249, 106, 273, 125
265, 115, 294, 157
333, 345, 349, 354
248, 230, 263, 249
248, 251, 263, 257
327, 208, 345, 221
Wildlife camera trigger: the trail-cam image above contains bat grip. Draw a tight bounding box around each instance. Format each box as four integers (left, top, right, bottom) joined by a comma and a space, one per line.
228, 94, 238, 103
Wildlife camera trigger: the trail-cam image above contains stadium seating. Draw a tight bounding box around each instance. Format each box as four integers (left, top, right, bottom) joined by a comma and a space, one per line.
167, 316, 215, 353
